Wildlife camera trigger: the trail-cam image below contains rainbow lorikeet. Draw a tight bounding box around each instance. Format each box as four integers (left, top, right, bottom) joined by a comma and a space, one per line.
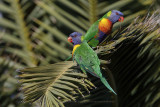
68, 10, 124, 47
68, 33, 116, 94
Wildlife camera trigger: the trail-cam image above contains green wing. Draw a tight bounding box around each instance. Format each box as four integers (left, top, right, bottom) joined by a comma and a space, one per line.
83, 20, 100, 47
84, 21, 99, 42
73, 41, 101, 77
73, 41, 116, 94
83, 13, 109, 47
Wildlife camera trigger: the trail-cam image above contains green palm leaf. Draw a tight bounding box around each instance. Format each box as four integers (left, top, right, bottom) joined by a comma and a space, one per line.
18, 61, 95, 107
96, 11, 160, 107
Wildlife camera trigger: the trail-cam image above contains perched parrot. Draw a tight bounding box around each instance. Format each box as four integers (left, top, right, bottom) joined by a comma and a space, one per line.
68, 33, 116, 94
68, 10, 124, 47
67, 10, 123, 61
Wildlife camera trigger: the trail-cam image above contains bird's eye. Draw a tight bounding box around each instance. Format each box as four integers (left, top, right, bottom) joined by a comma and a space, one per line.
116, 12, 119, 15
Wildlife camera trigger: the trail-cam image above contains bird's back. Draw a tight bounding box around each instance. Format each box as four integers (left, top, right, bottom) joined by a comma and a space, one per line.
73, 41, 101, 77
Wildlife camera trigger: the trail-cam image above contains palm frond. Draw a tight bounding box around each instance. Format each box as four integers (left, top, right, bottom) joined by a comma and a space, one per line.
18, 61, 95, 107
35, 0, 85, 34
96, 10, 160, 107
64, 67, 116, 107
10, 0, 37, 66
0, 0, 159, 107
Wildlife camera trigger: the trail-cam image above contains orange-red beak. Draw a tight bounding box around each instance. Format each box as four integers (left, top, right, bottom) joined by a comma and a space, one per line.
118, 16, 124, 22
68, 37, 72, 43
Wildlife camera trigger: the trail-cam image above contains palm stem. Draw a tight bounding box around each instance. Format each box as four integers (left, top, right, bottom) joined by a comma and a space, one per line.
89, 0, 98, 25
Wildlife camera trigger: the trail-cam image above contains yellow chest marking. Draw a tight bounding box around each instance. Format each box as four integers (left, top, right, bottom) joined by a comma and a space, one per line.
72, 44, 80, 56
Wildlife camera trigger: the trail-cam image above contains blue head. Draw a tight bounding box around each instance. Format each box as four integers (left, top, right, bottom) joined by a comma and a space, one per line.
68, 32, 82, 45
107, 10, 124, 24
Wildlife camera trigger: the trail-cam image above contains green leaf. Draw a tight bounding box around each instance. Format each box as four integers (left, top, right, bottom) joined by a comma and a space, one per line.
18, 61, 94, 107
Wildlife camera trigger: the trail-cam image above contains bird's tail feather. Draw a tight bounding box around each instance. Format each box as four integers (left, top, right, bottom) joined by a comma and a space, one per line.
100, 76, 117, 95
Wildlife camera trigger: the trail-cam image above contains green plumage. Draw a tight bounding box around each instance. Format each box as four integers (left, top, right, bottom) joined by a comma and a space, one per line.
82, 10, 123, 47
73, 41, 116, 94
82, 16, 108, 47
83, 14, 109, 41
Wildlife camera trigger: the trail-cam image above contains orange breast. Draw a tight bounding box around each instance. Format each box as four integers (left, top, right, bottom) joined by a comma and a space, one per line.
98, 18, 112, 34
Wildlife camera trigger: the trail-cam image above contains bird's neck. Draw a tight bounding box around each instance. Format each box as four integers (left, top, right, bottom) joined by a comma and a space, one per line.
108, 17, 117, 24
72, 44, 81, 57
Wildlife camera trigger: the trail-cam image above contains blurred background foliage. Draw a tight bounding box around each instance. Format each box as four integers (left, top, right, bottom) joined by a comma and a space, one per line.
0, 0, 160, 107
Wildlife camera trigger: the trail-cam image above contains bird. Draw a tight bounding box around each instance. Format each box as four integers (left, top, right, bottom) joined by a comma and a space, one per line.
68, 10, 124, 47
67, 10, 124, 61
68, 33, 116, 94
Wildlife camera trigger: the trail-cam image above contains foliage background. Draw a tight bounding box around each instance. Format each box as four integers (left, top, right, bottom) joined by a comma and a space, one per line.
0, 0, 160, 107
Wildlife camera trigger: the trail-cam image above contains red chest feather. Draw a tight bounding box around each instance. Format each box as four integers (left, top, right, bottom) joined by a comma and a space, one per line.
98, 18, 112, 34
